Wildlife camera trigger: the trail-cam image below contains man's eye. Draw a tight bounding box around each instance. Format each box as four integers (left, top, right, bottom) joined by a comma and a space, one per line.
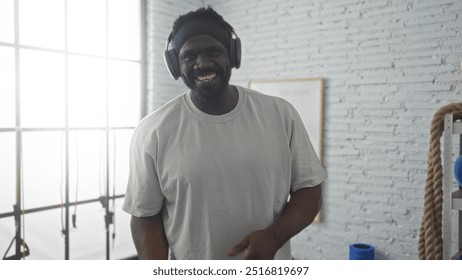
183, 55, 194, 61
209, 49, 220, 56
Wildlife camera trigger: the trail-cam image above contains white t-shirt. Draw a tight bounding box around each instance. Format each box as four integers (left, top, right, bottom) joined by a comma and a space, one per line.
123, 85, 327, 259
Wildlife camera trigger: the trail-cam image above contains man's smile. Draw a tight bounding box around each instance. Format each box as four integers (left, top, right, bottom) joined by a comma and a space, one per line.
196, 73, 217, 82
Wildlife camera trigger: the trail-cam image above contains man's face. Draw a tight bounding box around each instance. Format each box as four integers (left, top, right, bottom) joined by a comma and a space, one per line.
178, 34, 231, 98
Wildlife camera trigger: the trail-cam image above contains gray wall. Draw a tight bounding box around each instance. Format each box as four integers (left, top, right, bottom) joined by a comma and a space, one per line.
146, 0, 462, 259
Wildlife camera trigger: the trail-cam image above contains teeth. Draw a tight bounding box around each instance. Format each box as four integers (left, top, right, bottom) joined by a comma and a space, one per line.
196, 73, 216, 81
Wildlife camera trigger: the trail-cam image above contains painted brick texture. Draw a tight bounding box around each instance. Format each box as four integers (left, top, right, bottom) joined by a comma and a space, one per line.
146, 0, 200, 112
147, 0, 462, 259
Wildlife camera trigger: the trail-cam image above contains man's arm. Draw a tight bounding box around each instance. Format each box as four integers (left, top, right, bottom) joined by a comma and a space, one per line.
130, 212, 169, 259
228, 185, 322, 259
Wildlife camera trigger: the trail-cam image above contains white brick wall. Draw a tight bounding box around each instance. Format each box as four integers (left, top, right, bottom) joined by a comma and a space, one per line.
147, 0, 462, 259
146, 0, 202, 112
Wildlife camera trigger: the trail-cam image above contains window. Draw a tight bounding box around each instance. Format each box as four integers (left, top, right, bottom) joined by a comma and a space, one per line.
0, 0, 144, 259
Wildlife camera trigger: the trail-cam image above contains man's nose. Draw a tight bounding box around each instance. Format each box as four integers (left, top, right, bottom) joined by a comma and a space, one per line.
194, 54, 213, 69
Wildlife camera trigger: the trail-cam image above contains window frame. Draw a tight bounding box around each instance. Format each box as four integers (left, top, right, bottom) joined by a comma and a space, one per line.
0, 0, 146, 260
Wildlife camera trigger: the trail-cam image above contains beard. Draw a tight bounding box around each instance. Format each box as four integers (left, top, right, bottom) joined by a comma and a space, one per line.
181, 63, 232, 100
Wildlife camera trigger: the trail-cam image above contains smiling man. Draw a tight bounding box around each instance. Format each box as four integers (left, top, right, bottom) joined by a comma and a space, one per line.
123, 7, 327, 260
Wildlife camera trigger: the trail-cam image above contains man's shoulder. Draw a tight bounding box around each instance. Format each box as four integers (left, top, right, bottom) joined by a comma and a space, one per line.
239, 85, 296, 113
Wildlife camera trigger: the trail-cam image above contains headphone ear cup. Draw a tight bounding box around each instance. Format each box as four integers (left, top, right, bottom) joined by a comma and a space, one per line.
163, 48, 180, 80
170, 49, 181, 79
233, 37, 241, 69
229, 38, 236, 68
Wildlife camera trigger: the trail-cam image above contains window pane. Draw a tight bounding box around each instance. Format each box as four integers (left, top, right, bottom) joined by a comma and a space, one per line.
24, 209, 64, 259
109, 129, 132, 195
22, 131, 63, 209
69, 203, 106, 259
108, 0, 140, 60
110, 200, 136, 259
0, 46, 15, 127
68, 55, 107, 127
69, 131, 106, 201
108, 60, 140, 127
67, 0, 106, 56
0, 133, 16, 214
19, 0, 64, 50
20, 49, 65, 128
0, 0, 14, 43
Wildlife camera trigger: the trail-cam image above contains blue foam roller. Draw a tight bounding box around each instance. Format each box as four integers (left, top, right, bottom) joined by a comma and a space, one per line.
349, 243, 375, 260
454, 157, 462, 187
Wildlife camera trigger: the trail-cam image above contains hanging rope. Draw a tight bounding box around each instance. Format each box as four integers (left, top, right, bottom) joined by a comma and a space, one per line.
419, 102, 462, 260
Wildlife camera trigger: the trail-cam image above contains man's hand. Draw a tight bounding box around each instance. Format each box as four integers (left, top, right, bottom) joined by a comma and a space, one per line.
228, 185, 322, 260
228, 228, 282, 259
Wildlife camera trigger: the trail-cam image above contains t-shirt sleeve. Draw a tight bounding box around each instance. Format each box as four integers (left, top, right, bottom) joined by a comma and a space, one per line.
287, 103, 327, 192
122, 129, 164, 217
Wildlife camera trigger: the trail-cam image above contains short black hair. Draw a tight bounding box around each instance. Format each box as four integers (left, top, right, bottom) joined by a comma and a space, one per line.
172, 7, 234, 37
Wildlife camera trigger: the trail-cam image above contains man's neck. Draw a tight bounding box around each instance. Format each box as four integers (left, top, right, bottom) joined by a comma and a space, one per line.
190, 85, 238, 115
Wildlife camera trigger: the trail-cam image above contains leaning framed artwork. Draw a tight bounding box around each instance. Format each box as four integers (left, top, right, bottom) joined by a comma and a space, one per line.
248, 77, 324, 162
248, 77, 325, 222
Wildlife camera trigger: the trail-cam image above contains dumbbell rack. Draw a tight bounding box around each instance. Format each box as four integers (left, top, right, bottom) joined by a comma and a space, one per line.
442, 113, 462, 259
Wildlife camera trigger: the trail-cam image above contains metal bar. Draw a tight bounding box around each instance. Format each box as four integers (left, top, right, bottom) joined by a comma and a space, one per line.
0, 41, 140, 63
442, 113, 453, 259
64, 0, 70, 260
0, 41, 14, 47
105, 128, 111, 260
459, 134, 462, 253
0, 127, 134, 134
459, 211, 462, 253
13, 127, 134, 132
13, 0, 22, 260
0, 195, 125, 219
453, 189, 462, 210
453, 121, 462, 135
105, 0, 111, 260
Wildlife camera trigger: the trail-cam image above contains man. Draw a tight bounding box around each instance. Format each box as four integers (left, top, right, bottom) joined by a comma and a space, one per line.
123, 7, 327, 260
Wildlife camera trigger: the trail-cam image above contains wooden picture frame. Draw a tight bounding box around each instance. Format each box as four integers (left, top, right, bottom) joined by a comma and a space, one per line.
248, 77, 325, 222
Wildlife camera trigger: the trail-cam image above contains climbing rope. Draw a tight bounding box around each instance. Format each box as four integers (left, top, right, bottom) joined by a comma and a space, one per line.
419, 102, 462, 260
